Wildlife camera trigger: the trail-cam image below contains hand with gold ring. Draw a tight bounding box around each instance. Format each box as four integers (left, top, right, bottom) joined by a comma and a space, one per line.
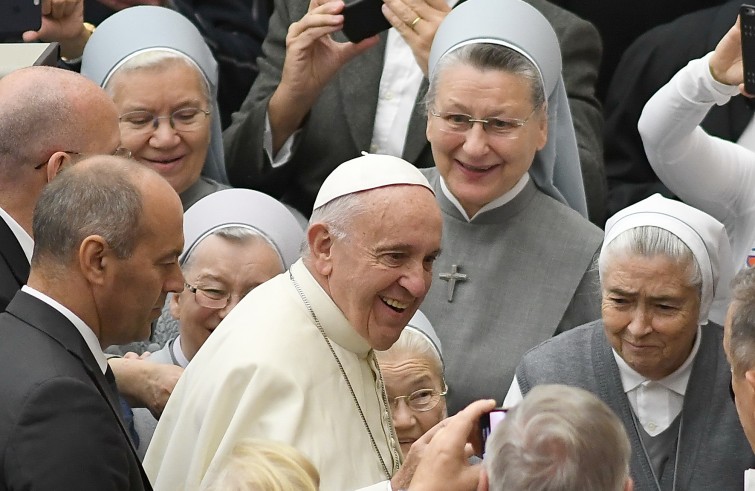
381, 0, 451, 75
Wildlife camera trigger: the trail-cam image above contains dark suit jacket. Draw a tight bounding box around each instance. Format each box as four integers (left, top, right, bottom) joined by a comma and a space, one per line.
0, 218, 29, 312
0, 291, 151, 490
223, 0, 606, 223
548, 0, 726, 100
603, 0, 754, 218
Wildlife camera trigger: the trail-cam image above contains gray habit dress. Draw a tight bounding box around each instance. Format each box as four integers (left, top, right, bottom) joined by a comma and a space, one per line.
420, 168, 603, 414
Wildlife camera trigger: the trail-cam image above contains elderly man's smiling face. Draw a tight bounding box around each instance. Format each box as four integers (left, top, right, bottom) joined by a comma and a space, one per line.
313, 186, 443, 350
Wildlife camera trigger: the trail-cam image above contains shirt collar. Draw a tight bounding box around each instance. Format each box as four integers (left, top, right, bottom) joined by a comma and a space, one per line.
291, 259, 373, 358
0, 206, 33, 263
438, 173, 529, 222
613, 326, 702, 396
172, 335, 191, 368
21, 285, 108, 374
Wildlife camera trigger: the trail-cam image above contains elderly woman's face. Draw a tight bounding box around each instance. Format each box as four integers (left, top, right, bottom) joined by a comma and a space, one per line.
109, 60, 211, 195
602, 254, 701, 380
170, 234, 283, 361
379, 353, 446, 457
426, 64, 547, 218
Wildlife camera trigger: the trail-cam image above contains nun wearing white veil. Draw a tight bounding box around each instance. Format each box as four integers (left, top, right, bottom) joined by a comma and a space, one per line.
81, 5, 230, 210
418, 0, 604, 414
132, 188, 303, 459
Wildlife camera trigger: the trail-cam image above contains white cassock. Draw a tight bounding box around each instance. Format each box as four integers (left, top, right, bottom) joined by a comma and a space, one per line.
143, 259, 401, 490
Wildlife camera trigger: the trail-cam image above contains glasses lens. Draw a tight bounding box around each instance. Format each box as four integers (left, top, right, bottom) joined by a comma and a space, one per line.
171, 108, 207, 131
120, 111, 154, 131
407, 389, 440, 412
194, 288, 229, 309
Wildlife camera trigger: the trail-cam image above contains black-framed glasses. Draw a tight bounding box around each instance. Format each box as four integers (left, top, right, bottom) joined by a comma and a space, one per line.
185, 282, 241, 310
389, 387, 448, 412
430, 108, 538, 138
34, 147, 132, 170
119, 107, 210, 134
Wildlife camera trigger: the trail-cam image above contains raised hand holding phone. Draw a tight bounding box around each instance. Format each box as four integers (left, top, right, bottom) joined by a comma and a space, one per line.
741, 5, 755, 94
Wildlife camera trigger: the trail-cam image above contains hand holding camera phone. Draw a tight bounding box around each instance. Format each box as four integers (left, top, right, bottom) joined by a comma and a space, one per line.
741, 4, 755, 94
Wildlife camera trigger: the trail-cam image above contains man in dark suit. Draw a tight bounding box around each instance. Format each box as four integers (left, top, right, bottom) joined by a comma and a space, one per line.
0, 65, 183, 419
603, 0, 750, 218
0, 156, 185, 490
223, 0, 607, 223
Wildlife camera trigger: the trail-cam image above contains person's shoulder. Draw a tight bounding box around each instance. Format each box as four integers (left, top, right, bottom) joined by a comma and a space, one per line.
530, 190, 603, 241
523, 319, 601, 358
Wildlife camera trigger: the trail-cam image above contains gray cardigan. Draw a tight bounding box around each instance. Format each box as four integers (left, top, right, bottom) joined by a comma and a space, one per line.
516, 320, 753, 490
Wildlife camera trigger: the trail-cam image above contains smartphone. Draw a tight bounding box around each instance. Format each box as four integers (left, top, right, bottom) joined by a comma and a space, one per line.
342, 0, 392, 43
741, 4, 755, 94
1, 0, 42, 38
479, 408, 508, 449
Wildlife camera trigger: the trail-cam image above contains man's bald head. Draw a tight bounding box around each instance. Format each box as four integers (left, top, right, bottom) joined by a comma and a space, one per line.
0, 67, 119, 181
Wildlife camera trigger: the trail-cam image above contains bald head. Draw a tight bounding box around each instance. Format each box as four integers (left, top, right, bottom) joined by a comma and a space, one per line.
0, 67, 119, 181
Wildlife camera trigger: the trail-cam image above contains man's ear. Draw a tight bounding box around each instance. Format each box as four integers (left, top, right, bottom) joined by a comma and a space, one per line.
477, 467, 489, 491
79, 235, 111, 285
45, 151, 74, 182
744, 369, 755, 394
307, 223, 335, 277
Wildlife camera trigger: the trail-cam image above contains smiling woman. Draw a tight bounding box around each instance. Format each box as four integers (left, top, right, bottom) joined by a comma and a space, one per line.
417, 0, 604, 416
80, 5, 229, 210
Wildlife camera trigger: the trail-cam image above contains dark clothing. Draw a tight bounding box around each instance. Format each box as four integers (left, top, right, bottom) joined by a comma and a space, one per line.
549, 0, 728, 100
603, 0, 754, 218
0, 291, 151, 490
0, 218, 28, 312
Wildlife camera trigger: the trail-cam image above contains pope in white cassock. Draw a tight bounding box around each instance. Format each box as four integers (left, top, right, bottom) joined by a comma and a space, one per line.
143, 154, 444, 491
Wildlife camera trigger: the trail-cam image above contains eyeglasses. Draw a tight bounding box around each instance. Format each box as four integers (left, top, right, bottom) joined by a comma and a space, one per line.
119, 107, 211, 134
430, 108, 538, 138
34, 147, 133, 170
185, 282, 246, 310
389, 388, 447, 412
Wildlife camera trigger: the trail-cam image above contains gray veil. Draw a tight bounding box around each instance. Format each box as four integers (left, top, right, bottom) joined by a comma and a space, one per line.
80, 5, 228, 184
428, 0, 588, 217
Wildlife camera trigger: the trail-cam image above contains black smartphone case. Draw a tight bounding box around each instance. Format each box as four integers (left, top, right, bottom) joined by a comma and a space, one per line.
741, 4, 755, 94
342, 0, 392, 43
1, 0, 42, 37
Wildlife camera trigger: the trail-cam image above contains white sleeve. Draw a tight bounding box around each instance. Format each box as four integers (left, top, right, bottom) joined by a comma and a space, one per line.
263, 111, 301, 168
502, 375, 524, 408
638, 52, 755, 225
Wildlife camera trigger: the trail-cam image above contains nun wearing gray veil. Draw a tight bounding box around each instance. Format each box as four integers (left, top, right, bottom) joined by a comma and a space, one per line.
81, 5, 230, 210
418, 0, 603, 414
132, 187, 304, 459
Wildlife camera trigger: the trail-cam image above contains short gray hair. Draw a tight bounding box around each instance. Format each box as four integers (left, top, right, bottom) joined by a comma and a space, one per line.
425, 43, 546, 112
728, 267, 755, 376
599, 225, 703, 293
32, 157, 143, 267
486, 384, 631, 491
104, 50, 211, 104
301, 192, 371, 258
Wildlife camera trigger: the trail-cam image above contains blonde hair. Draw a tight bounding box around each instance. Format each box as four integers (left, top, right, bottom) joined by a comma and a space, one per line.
203, 439, 320, 491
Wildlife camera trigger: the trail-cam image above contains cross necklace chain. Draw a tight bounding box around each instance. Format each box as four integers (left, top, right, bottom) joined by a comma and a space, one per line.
289, 270, 399, 479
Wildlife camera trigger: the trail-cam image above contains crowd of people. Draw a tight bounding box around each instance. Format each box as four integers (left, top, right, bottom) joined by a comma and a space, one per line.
2, 0, 755, 489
